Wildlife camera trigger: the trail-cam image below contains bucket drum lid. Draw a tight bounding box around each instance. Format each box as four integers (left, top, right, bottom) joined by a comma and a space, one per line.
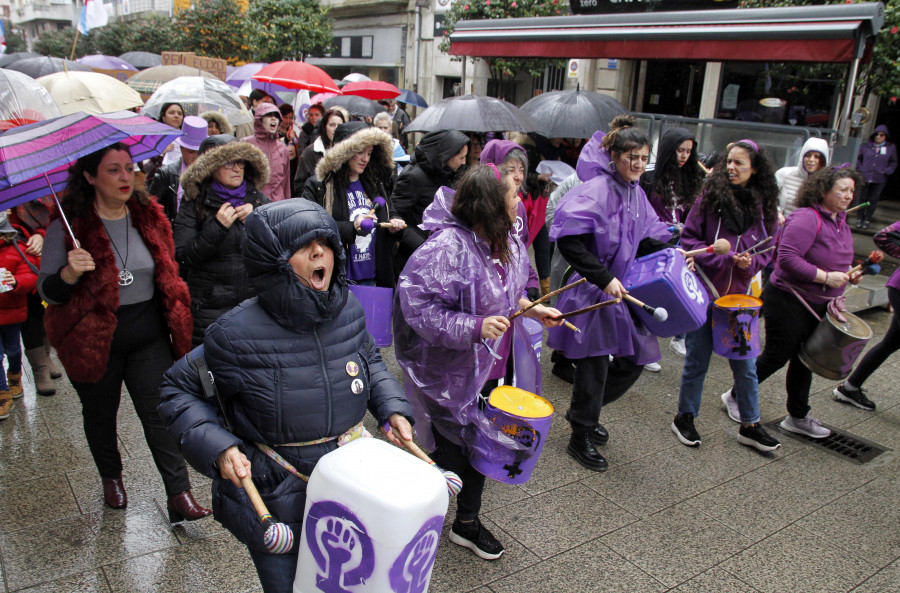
714, 294, 763, 309
489, 386, 553, 419
826, 310, 873, 339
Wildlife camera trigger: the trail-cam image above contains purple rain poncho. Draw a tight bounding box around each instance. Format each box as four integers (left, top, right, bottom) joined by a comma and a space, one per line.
393, 186, 542, 453
547, 131, 671, 364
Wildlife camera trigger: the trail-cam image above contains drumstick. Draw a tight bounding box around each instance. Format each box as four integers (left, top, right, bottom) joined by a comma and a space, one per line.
368, 196, 386, 216
241, 474, 295, 554
509, 277, 588, 321
751, 245, 775, 256
698, 161, 710, 175
740, 236, 772, 257
378, 222, 406, 228
398, 434, 463, 497
848, 250, 884, 275
844, 201, 870, 215
682, 238, 731, 258
623, 294, 668, 322
554, 298, 621, 320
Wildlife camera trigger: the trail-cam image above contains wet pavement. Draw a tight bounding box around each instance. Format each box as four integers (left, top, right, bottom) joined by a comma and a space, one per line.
1, 300, 898, 592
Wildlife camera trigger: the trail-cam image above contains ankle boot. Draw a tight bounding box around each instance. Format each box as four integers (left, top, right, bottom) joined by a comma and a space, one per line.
25, 347, 56, 396
539, 278, 551, 297
7, 371, 23, 399
102, 476, 127, 509
44, 339, 63, 380
0, 390, 14, 420
167, 490, 212, 523
566, 432, 608, 472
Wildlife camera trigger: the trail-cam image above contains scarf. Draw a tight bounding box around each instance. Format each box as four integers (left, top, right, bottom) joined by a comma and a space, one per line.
720, 185, 756, 236
211, 180, 247, 208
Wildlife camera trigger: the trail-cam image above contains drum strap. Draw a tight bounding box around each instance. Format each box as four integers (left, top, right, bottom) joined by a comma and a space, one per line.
784, 283, 823, 323
693, 266, 721, 301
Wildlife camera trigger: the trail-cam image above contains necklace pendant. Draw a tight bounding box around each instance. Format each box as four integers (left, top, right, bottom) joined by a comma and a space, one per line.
118, 269, 134, 287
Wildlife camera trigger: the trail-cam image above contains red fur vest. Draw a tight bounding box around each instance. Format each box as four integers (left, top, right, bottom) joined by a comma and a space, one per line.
44, 198, 192, 383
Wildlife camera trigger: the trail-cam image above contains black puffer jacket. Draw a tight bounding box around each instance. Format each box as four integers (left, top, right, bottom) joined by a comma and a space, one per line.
159, 200, 413, 554
173, 140, 271, 345
301, 122, 398, 288
391, 129, 469, 263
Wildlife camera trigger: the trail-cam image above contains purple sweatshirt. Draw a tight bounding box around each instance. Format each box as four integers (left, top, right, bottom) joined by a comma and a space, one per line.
681, 192, 775, 300
770, 204, 854, 304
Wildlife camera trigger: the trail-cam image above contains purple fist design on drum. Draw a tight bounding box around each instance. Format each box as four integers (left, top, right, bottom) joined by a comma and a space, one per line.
389, 516, 444, 593
306, 501, 375, 593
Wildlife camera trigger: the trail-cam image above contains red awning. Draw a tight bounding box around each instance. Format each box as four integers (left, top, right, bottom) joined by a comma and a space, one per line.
449, 3, 885, 64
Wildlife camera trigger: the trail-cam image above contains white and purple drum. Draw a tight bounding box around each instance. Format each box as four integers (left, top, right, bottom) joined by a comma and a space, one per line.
622, 248, 707, 337
294, 438, 448, 593
469, 386, 553, 485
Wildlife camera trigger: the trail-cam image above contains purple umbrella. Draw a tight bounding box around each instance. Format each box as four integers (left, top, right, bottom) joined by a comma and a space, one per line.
76, 54, 139, 72
0, 110, 183, 243
225, 62, 267, 88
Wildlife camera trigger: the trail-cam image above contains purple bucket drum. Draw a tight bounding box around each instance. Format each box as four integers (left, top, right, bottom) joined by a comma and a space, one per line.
469, 386, 553, 485
348, 285, 393, 348
711, 295, 763, 360
622, 248, 707, 337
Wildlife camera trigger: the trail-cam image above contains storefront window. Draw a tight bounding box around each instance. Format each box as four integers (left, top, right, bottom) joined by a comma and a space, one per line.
717, 62, 844, 128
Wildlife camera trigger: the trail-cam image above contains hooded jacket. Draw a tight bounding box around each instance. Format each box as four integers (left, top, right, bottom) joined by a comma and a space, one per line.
642, 127, 704, 226
242, 103, 291, 201
174, 140, 271, 345
160, 200, 413, 554
300, 122, 398, 288
775, 137, 830, 215
393, 186, 539, 453
392, 129, 470, 258
200, 112, 233, 137
857, 125, 897, 184
547, 130, 672, 364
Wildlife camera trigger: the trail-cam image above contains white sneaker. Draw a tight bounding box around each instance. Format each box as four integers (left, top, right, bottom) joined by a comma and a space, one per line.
780, 414, 831, 439
644, 362, 662, 372
720, 388, 740, 423
669, 337, 686, 356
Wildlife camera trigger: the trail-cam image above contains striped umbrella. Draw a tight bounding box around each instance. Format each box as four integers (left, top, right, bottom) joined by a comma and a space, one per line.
0, 111, 183, 242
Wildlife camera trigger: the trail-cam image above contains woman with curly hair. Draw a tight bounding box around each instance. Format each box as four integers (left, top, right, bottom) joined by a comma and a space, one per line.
394, 164, 561, 561
549, 115, 674, 472
37, 143, 209, 520
672, 139, 781, 451
755, 165, 863, 438
642, 127, 705, 357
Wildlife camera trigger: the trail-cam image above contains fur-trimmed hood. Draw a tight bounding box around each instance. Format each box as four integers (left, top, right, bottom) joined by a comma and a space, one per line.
315, 126, 394, 181
181, 141, 271, 201
200, 111, 233, 136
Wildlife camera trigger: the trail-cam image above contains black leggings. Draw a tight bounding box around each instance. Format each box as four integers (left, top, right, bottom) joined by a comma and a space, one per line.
756, 283, 827, 419
21, 292, 45, 350
848, 287, 900, 388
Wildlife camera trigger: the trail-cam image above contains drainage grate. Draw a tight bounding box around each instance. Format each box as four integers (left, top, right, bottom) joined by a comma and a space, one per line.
767, 418, 890, 464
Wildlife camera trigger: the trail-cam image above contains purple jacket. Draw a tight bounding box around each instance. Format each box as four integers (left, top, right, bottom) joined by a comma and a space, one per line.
856, 125, 897, 185
770, 205, 854, 304
393, 187, 540, 453
547, 132, 671, 363
874, 220, 900, 291
242, 103, 291, 201
681, 192, 775, 300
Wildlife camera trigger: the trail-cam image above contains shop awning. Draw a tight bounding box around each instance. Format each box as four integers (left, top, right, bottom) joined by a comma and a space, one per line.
449, 2, 885, 64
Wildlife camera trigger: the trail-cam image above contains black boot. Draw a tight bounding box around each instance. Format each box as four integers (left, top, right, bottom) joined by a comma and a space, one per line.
567, 432, 608, 472
587, 424, 609, 447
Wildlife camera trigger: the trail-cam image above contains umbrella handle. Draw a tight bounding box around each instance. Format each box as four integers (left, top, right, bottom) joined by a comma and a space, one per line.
44, 172, 79, 248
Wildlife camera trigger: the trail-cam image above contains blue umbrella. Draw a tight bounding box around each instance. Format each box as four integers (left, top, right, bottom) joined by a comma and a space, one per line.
0, 110, 183, 242
396, 88, 428, 108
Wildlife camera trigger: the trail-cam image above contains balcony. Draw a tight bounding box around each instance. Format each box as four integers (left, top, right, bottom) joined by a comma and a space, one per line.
12, 0, 76, 26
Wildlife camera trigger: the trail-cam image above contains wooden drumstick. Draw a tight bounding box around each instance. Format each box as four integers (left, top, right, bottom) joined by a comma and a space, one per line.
509, 277, 588, 321
848, 250, 884, 275
378, 221, 406, 228
554, 298, 621, 320
623, 294, 668, 322
398, 435, 463, 497
368, 196, 386, 216
740, 235, 772, 257
844, 201, 870, 215
698, 161, 711, 175
682, 238, 731, 258
240, 474, 295, 554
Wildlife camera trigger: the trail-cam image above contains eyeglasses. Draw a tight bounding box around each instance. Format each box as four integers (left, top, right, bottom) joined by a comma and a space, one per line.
223, 161, 247, 170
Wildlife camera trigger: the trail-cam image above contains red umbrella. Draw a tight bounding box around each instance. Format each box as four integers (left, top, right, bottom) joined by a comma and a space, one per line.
340, 80, 401, 101
251, 61, 339, 94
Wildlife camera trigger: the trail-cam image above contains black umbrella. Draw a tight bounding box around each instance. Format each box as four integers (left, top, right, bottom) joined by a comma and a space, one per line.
6, 57, 92, 79
520, 90, 629, 139
118, 51, 163, 70
324, 95, 385, 118
0, 52, 41, 69
405, 94, 539, 134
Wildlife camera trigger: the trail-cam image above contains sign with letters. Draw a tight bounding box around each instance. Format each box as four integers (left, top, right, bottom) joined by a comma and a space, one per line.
570, 0, 738, 15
